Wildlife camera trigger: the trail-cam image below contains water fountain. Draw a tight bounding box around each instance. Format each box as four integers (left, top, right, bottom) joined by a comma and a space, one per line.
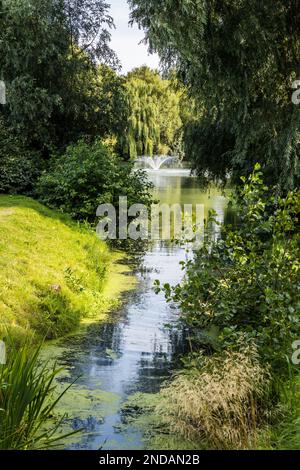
136, 155, 178, 170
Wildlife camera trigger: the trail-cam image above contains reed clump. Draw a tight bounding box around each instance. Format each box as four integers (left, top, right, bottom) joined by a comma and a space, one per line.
156, 347, 270, 449
0, 342, 76, 449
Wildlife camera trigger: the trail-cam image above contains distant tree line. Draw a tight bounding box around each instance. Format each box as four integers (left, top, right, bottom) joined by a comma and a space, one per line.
0, 0, 191, 199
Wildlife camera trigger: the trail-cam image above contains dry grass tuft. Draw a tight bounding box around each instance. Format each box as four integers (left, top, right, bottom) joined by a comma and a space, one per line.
156, 346, 270, 449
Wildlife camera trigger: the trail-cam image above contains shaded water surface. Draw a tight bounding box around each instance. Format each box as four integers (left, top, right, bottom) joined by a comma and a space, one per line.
43, 170, 229, 450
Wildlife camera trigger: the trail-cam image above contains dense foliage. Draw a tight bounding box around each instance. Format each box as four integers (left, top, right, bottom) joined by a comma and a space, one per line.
184, 118, 235, 186
0, 0, 119, 152
157, 166, 300, 370
36, 140, 153, 222
129, 0, 300, 189
0, 118, 41, 194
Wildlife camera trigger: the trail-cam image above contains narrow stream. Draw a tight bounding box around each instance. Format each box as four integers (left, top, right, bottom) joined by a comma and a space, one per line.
43, 169, 229, 450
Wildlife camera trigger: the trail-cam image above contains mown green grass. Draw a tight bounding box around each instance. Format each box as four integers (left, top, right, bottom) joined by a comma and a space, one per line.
0, 195, 116, 343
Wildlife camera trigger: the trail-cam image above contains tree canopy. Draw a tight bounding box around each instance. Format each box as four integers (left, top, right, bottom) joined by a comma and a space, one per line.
0, 0, 119, 152
129, 0, 300, 189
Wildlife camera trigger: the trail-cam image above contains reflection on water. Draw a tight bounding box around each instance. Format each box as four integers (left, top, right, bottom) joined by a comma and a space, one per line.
44, 170, 229, 450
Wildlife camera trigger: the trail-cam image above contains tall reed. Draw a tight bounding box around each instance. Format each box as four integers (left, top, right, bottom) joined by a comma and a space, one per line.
0, 342, 77, 449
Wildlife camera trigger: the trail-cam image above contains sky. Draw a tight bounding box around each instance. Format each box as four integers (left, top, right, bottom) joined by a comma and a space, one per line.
109, 0, 160, 74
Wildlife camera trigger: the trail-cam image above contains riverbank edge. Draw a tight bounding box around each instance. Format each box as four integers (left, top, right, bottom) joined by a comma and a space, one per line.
0, 194, 136, 346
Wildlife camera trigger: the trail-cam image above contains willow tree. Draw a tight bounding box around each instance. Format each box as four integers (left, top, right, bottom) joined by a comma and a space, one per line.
129, 0, 300, 189
124, 67, 182, 158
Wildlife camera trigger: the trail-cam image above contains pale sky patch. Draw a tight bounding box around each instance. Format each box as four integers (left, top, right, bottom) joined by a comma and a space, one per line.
109, 0, 160, 74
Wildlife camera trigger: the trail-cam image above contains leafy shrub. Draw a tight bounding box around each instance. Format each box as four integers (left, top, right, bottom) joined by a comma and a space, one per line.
159, 165, 300, 370
0, 117, 41, 195
36, 139, 153, 222
157, 347, 269, 449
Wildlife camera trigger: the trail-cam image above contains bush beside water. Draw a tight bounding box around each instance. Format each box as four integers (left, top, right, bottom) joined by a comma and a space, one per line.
154, 166, 300, 449
36, 139, 153, 222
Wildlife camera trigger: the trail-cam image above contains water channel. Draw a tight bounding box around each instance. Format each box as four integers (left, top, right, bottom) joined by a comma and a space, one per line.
43, 168, 229, 450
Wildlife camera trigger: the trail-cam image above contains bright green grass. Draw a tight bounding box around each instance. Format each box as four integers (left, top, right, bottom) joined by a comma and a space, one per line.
261, 374, 300, 450
0, 195, 122, 343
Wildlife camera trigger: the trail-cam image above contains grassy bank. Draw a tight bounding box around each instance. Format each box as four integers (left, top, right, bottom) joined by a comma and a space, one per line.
0, 195, 128, 344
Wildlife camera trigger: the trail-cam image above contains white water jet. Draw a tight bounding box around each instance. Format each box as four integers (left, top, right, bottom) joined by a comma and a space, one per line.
136, 155, 178, 170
